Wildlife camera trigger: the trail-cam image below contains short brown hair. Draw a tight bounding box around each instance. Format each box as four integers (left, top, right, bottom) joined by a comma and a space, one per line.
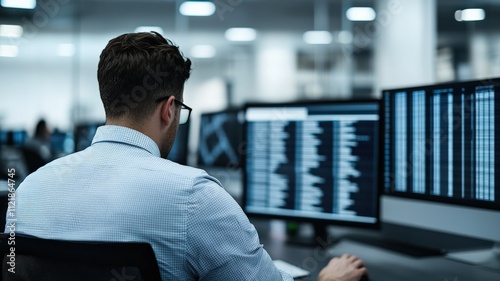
97, 32, 191, 121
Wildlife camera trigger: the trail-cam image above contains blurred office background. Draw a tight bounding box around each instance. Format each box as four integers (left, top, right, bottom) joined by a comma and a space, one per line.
1, 0, 499, 166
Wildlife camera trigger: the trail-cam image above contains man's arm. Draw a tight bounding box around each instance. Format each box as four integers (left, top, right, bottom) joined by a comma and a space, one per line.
185, 175, 293, 281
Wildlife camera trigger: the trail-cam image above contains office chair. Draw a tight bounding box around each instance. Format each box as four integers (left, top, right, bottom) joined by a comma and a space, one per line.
0, 233, 162, 281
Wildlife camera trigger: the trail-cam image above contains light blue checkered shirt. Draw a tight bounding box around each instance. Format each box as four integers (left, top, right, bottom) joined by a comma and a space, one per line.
7, 125, 293, 281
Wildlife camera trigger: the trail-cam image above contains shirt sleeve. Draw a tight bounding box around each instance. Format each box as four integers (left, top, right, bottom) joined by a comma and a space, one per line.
185, 174, 294, 281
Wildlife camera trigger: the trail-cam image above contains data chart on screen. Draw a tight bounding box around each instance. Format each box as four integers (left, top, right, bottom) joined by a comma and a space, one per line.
243, 101, 380, 225
383, 80, 500, 208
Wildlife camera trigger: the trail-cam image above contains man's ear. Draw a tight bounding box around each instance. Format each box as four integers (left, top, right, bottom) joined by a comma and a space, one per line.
160, 96, 176, 128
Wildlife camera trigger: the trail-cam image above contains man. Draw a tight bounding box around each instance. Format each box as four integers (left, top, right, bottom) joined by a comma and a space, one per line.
7, 32, 368, 281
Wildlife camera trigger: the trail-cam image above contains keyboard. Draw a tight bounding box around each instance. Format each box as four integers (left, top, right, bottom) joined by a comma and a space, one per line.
273, 259, 310, 279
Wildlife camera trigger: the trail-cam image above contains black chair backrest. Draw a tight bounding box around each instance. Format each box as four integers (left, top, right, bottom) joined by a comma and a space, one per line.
0, 233, 162, 281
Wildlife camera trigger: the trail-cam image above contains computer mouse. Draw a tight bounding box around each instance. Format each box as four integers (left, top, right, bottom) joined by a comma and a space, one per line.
359, 274, 370, 281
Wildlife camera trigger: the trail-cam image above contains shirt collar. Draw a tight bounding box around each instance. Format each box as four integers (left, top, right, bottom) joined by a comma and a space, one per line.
91, 125, 161, 157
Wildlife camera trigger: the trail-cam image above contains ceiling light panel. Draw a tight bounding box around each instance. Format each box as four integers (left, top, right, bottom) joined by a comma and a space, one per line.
191, 45, 216, 58
303, 31, 332, 45
225, 28, 257, 42
0, 45, 19, 57
0, 25, 23, 38
346, 7, 376, 21
179, 1, 216, 17
455, 8, 485, 22
1, 0, 36, 9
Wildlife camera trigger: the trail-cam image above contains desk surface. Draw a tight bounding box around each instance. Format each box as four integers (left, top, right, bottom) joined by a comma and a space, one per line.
251, 218, 500, 281
212, 169, 500, 281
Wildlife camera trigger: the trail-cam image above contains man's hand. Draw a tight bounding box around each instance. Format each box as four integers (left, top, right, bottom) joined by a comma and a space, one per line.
317, 254, 368, 281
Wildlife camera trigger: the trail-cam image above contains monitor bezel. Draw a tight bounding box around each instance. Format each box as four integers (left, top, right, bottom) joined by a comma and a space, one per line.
241, 98, 382, 229
380, 77, 500, 211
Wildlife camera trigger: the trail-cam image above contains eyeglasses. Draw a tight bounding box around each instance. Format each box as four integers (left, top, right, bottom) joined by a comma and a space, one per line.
155, 96, 192, 125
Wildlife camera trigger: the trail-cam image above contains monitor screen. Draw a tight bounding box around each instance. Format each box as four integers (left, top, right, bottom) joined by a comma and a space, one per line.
382, 78, 500, 210
0, 130, 28, 147
242, 100, 380, 227
74, 122, 189, 164
0, 131, 7, 145
74, 123, 104, 152
381, 79, 500, 266
166, 121, 190, 165
197, 109, 242, 168
50, 130, 74, 158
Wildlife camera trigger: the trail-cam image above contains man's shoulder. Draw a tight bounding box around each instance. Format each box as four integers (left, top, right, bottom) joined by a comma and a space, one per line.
148, 158, 210, 178
167, 163, 222, 190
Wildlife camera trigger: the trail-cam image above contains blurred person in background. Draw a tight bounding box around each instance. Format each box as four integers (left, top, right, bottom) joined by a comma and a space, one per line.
22, 119, 52, 173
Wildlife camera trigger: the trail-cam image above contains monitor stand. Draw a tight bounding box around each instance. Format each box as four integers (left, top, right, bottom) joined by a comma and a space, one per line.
447, 242, 500, 272
285, 222, 338, 248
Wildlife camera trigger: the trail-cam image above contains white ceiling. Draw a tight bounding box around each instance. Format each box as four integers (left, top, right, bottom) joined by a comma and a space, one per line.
1, 0, 500, 36
1, 0, 500, 59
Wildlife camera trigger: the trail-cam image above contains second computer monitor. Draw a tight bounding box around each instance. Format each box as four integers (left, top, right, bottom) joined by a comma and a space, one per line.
167, 121, 190, 165
381, 78, 500, 254
242, 100, 380, 228
197, 109, 243, 168
74, 122, 104, 152
74, 122, 189, 165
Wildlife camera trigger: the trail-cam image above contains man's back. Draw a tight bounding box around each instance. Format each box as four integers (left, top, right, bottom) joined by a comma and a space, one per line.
9, 125, 289, 280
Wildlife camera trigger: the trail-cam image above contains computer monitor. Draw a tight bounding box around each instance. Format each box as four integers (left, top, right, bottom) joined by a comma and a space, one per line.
0, 130, 28, 147
74, 122, 189, 164
74, 122, 104, 152
242, 100, 380, 243
50, 130, 74, 158
197, 108, 243, 168
0, 131, 7, 145
381, 78, 500, 269
166, 121, 190, 165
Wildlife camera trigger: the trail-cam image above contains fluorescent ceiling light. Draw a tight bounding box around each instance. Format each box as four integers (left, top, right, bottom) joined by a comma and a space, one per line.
455, 8, 485, 22
338, 31, 353, 44
134, 26, 164, 35
179, 1, 215, 16
346, 7, 376, 21
0, 25, 23, 38
57, 44, 75, 57
225, 28, 257, 42
1, 0, 36, 9
0, 45, 19, 57
191, 45, 216, 58
303, 31, 332, 45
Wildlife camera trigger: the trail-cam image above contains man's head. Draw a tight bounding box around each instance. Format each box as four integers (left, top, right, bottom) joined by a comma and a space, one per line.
98, 32, 192, 157
98, 32, 191, 121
